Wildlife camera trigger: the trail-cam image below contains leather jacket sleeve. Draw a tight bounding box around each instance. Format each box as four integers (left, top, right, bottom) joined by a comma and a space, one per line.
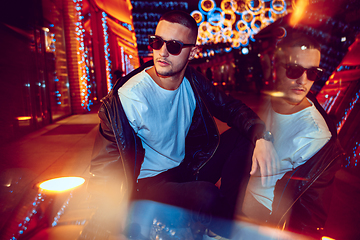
270, 138, 343, 234
90, 106, 126, 179
88, 62, 154, 199
88, 103, 132, 199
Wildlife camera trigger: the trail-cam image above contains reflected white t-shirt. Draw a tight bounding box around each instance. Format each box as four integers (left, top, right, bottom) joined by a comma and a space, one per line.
118, 68, 196, 180
246, 99, 332, 211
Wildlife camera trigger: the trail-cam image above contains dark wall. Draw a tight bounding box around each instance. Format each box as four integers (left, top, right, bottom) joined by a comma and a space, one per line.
0, 0, 46, 142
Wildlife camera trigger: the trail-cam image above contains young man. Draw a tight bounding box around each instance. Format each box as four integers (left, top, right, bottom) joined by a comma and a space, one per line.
90, 10, 277, 238
241, 30, 344, 237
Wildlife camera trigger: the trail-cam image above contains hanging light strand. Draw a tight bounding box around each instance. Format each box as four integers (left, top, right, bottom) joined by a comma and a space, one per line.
101, 12, 113, 93
73, 0, 91, 111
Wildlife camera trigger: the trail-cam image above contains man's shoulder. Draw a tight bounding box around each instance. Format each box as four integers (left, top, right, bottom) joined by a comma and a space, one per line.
118, 69, 152, 97
113, 60, 154, 92
272, 103, 329, 138
293, 105, 331, 138
185, 65, 209, 85
120, 69, 146, 88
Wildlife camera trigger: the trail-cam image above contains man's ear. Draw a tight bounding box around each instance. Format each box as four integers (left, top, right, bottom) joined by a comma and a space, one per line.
188, 46, 198, 61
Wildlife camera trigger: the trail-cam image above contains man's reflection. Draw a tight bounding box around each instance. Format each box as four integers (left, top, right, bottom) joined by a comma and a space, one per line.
240, 29, 343, 238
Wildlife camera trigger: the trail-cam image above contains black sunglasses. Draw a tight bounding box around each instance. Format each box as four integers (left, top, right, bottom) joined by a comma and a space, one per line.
281, 63, 324, 81
148, 35, 195, 55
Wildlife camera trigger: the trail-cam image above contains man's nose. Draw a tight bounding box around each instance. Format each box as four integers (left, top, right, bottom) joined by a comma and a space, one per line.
159, 43, 169, 57
296, 71, 309, 84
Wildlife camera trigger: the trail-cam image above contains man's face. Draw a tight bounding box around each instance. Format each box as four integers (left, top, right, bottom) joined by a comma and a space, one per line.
153, 20, 196, 78
274, 47, 321, 106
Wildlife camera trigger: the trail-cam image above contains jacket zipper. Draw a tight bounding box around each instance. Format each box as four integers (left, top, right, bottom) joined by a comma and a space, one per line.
188, 69, 221, 176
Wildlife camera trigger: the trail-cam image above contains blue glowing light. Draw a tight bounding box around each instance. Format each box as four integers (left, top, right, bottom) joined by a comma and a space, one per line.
101, 12, 113, 93
73, 0, 92, 111
242, 47, 249, 55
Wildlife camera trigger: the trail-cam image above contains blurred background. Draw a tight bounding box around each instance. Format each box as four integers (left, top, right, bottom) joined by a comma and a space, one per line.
1, 1, 360, 239
1, 0, 359, 143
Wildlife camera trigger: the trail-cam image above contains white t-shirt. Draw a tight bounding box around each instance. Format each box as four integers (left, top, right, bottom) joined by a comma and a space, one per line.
246, 98, 332, 211
118, 69, 196, 180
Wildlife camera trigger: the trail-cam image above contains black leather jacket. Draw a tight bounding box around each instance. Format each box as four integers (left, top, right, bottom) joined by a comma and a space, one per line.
269, 93, 344, 238
90, 61, 265, 197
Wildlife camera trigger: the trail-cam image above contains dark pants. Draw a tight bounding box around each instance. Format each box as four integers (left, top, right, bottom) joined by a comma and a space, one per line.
135, 128, 253, 236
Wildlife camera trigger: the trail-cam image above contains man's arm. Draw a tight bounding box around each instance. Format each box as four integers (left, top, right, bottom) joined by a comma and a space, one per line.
189, 67, 279, 182
252, 139, 280, 187
189, 67, 264, 142
89, 100, 137, 202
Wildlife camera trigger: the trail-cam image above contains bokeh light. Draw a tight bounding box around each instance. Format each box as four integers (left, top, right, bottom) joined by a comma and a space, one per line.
191, 0, 289, 56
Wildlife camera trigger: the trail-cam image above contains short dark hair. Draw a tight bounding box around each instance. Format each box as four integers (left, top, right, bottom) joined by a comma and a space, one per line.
274, 30, 321, 64
277, 30, 321, 51
159, 10, 198, 44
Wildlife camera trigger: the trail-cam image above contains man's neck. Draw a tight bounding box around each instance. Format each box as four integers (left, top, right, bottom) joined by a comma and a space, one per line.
146, 67, 184, 90
271, 97, 311, 114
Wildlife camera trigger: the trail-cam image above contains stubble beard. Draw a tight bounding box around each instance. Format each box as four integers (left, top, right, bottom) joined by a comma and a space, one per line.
283, 89, 308, 107
275, 75, 308, 107
154, 59, 187, 78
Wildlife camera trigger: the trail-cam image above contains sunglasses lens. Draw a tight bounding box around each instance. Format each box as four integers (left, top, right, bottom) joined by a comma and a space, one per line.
284, 64, 323, 81
148, 35, 188, 55
166, 41, 182, 55
149, 36, 164, 50
286, 65, 305, 79
307, 68, 323, 81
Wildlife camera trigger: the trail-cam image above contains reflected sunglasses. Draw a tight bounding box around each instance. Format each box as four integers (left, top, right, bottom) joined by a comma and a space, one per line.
148, 35, 195, 55
281, 63, 324, 81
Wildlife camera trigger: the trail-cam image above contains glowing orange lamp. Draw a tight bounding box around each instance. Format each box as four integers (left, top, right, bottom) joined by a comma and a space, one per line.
38, 177, 85, 192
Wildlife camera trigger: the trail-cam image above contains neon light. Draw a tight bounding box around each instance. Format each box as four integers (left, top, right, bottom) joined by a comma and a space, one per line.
271, 0, 287, 14
320, 89, 341, 113
208, 7, 225, 27
101, 12, 113, 92
10, 193, 45, 239
199, 0, 216, 15
344, 142, 360, 168
121, 46, 125, 74
191, 10, 204, 24
322, 236, 335, 240
191, 0, 288, 56
52, 193, 75, 227
337, 90, 360, 133
73, 0, 91, 111
17, 116, 32, 121
247, 0, 265, 13
221, 0, 237, 13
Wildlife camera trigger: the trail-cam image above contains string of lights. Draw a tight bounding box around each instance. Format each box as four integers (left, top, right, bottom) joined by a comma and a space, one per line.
73, 0, 91, 111
337, 91, 360, 133
101, 12, 113, 93
345, 142, 359, 168
9, 192, 47, 239
51, 193, 75, 227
